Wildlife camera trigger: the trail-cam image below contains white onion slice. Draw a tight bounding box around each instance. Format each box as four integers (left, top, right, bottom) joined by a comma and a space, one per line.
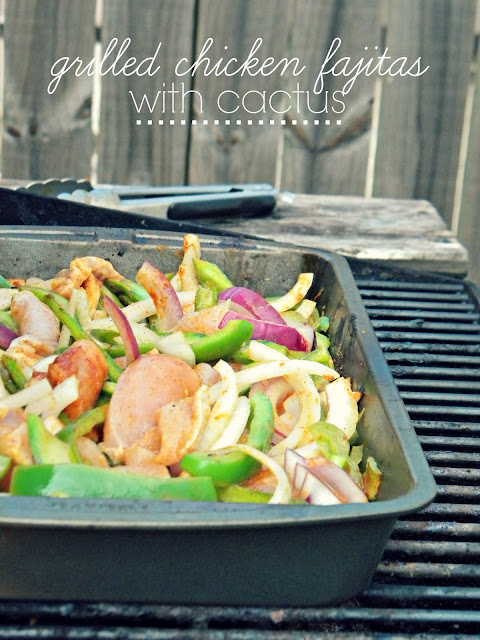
154, 331, 195, 367
269, 371, 321, 458
170, 273, 181, 291
248, 340, 288, 362
325, 377, 359, 439
177, 291, 197, 308
295, 299, 317, 320
211, 396, 250, 450
182, 384, 211, 451
128, 322, 196, 367
179, 234, 201, 291
0, 289, 17, 311
26, 375, 79, 419
219, 443, 292, 504
75, 287, 92, 329
0, 377, 52, 409
235, 359, 338, 393
270, 273, 314, 312
33, 354, 58, 373
198, 360, 238, 451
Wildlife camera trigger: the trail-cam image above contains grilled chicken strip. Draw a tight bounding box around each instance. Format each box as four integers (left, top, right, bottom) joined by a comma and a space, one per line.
8, 290, 60, 366
103, 353, 201, 460
47, 340, 108, 420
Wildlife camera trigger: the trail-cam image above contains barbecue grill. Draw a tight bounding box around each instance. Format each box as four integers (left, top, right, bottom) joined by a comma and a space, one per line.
0, 257, 478, 637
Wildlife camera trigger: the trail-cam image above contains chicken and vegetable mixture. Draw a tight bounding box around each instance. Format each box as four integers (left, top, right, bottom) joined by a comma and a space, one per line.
0, 235, 381, 504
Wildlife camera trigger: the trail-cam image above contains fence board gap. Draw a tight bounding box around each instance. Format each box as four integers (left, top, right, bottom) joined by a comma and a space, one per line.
373, 0, 476, 227
282, 0, 380, 196
97, 0, 195, 186
456, 0, 480, 286
2, 0, 96, 181
188, 0, 294, 186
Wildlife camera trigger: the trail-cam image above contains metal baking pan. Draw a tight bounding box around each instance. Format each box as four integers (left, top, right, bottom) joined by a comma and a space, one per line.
0, 223, 436, 607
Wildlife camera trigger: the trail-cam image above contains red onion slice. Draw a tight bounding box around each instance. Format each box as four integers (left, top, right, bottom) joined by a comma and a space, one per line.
284, 448, 368, 504
0, 324, 18, 349
219, 311, 310, 351
103, 296, 140, 367
218, 287, 286, 324
136, 261, 183, 331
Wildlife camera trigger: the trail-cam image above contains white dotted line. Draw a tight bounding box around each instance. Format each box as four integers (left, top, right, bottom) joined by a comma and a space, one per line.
135, 119, 342, 126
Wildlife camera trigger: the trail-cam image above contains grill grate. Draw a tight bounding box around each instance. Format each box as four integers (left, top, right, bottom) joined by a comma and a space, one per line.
1, 263, 479, 638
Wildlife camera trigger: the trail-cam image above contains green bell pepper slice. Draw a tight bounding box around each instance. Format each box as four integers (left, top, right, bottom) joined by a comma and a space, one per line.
308, 420, 350, 459
181, 391, 274, 485
10, 463, 217, 501
108, 342, 156, 358
0, 454, 12, 480
0, 274, 12, 289
0, 311, 17, 332
195, 284, 218, 311
190, 319, 254, 363
57, 404, 109, 444
192, 259, 233, 292
104, 279, 150, 303
1, 355, 28, 390
27, 414, 81, 464
216, 485, 272, 503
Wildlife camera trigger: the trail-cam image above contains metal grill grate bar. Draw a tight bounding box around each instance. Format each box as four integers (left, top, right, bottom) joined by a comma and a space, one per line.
377, 330, 480, 343
358, 290, 470, 302
362, 299, 475, 311
397, 379, 480, 391
385, 352, 480, 365
430, 466, 480, 482
401, 393, 480, 406
385, 539, 480, 558
382, 343, 480, 356
367, 309, 479, 321
417, 434, 480, 449
371, 319, 480, 332
356, 280, 464, 292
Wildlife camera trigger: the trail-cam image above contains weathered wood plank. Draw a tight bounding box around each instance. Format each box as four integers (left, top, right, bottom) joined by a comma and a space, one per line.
2, 0, 96, 179
373, 0, 476, 226
281, 0, 379, 195
456, 10, 480, 286
97, 0, 195, 185
188, 0, 294, 186
202, 194, 469, 275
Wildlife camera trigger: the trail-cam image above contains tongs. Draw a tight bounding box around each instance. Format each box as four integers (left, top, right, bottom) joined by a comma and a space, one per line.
13, 179, 278, 222
0, 183, 276, 242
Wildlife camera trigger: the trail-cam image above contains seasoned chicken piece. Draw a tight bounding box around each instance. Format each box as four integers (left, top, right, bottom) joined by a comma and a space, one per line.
83, 273, 102, 317
47, 340, 107, 420
76, 436, 109, 468
193, 362, 221, 387
52, 256, 124, 299
8, 290, 60, 365
155, 391, 208, 466
242, 468, 277, 494
8, 278, 25, 288
103, 353, 201, 459
0, 408, 33, 466
175, 301, 230, 334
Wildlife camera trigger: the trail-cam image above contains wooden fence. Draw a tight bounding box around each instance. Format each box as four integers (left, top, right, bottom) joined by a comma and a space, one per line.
1, 0, 480, 282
